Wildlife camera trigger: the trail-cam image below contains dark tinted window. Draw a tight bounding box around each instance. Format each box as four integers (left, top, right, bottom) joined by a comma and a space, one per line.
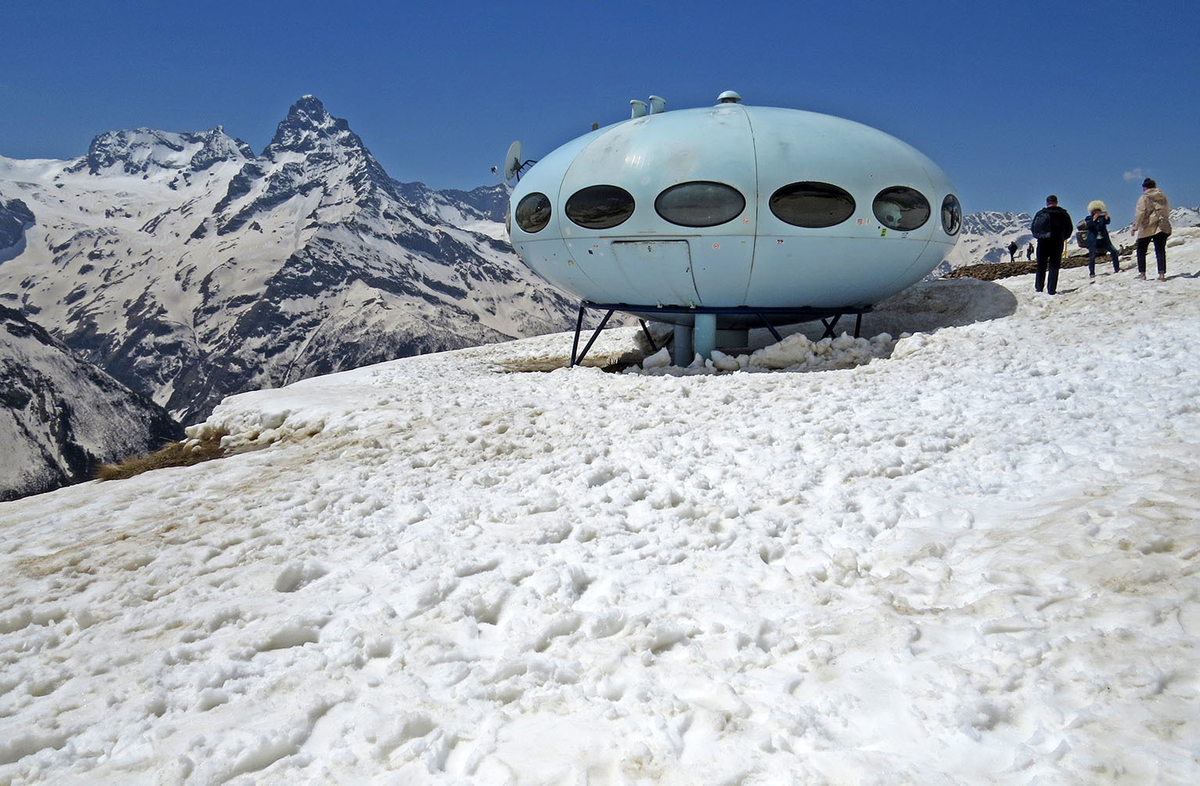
873, 187, 931, 231
655, 181, 746, 227
769, 182, 856, 228
514, 192, 552, 233
565, 185, 635, 229
941, 194, 962, 236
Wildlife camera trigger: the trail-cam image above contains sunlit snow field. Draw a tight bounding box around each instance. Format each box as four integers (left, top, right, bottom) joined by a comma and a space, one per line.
3, 232, 1200, 784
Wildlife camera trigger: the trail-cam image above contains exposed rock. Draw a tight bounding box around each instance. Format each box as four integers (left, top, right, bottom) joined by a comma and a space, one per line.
0, 198, 34, 250
0, 306, 182, 501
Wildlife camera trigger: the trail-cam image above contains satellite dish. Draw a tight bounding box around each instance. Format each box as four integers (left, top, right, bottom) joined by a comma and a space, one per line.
503, 140, 523, 181
500, 140, 538, 182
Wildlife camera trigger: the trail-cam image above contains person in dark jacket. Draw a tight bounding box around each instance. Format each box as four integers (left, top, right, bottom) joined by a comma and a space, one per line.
1030, 195, 1073, 294
1007, 240, 1018, 261
1084, 199, 1121, 277
1026, 242, 1034, 260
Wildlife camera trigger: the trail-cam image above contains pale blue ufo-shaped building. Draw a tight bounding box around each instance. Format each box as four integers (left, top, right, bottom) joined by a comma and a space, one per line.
506, 91, 961, 363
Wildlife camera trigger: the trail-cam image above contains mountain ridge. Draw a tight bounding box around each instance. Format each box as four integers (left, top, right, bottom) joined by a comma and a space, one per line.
0, 96, 577, 425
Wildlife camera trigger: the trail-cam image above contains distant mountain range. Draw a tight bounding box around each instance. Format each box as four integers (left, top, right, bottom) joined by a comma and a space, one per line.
939, 207, 1200, 274
0, 96, 579, 426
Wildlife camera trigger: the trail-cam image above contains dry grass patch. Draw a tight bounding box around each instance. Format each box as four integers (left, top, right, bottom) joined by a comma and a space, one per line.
947, 246, 1135, 281
493, 356, 622, 373
94, 429, 229, 481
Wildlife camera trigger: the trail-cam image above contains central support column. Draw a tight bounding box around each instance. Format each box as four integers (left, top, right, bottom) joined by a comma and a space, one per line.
693, 313, 717, 362
673, 323, 692, 366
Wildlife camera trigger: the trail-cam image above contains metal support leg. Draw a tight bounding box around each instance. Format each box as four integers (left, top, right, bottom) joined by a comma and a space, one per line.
639, 320, 658, 352
571, 308, 615, 367
820, 314, 842, 339
693, 313, 717, 362
854, 312, 863, 338
570, 303, 587, 366
756, 312, 783, 342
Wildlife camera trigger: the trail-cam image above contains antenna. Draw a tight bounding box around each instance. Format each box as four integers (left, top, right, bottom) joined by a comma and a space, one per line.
501, 140, 537, 182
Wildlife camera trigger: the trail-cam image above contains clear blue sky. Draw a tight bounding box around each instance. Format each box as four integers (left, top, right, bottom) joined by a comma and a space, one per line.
2, 0, 1196, 222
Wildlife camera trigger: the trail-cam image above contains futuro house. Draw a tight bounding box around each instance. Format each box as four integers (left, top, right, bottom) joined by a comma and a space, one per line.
505, 91, 961, 362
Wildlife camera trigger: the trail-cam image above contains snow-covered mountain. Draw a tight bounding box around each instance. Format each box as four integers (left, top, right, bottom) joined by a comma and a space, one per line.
0, 96, 577, 425
0, 305, 181, 501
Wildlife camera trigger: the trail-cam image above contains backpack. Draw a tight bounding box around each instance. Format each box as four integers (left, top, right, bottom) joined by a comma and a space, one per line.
1031, 209, 1053, 239
1075, 218, 1090, 247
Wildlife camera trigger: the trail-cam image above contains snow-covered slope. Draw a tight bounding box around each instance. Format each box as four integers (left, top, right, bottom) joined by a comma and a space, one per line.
2, 229, 1198, 782
0, 306, 181, 501
0, 96, 577, 425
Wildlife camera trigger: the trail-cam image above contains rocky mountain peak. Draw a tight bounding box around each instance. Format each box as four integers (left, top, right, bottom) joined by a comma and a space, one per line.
264, 95, 363, 159
81, 128, 182, 175
250, 95, 400, 213
75, 127, 253, 177
209, 96, 400, 234
187, 127, 256, 173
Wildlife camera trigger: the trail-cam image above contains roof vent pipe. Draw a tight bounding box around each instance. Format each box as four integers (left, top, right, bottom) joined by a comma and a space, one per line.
648, 95, 666, 114
630, 100, 647, 118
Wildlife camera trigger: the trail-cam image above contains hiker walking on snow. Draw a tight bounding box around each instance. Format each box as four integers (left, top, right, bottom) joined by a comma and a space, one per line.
1133, 178, 1172, 280
1007, 240, 1018, 261
1030, 195, 1073, 295
1084, 200, 1121, 277
1026, 242, 1034, 260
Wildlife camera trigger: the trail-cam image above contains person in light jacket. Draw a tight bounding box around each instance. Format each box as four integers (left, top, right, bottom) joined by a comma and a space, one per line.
1084, 200, 1121, 277
1133, 178, 1172, 280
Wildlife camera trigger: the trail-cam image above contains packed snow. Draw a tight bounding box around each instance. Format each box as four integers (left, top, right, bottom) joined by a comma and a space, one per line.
2, 231, 1200, 783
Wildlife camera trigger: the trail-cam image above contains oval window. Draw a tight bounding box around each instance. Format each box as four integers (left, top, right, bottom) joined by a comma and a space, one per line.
873, 187, 931, 231
768, 182, 856, 228
941, 194, 962, 236
655, 181, 746, 227
565, 185, 635, 229
514, 192, 552, 233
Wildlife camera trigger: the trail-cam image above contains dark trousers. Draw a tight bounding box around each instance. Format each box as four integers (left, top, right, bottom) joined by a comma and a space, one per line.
1087, 236, 1120, 275
1035, 239, 1065, 294
1136, 232, 1168, 276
